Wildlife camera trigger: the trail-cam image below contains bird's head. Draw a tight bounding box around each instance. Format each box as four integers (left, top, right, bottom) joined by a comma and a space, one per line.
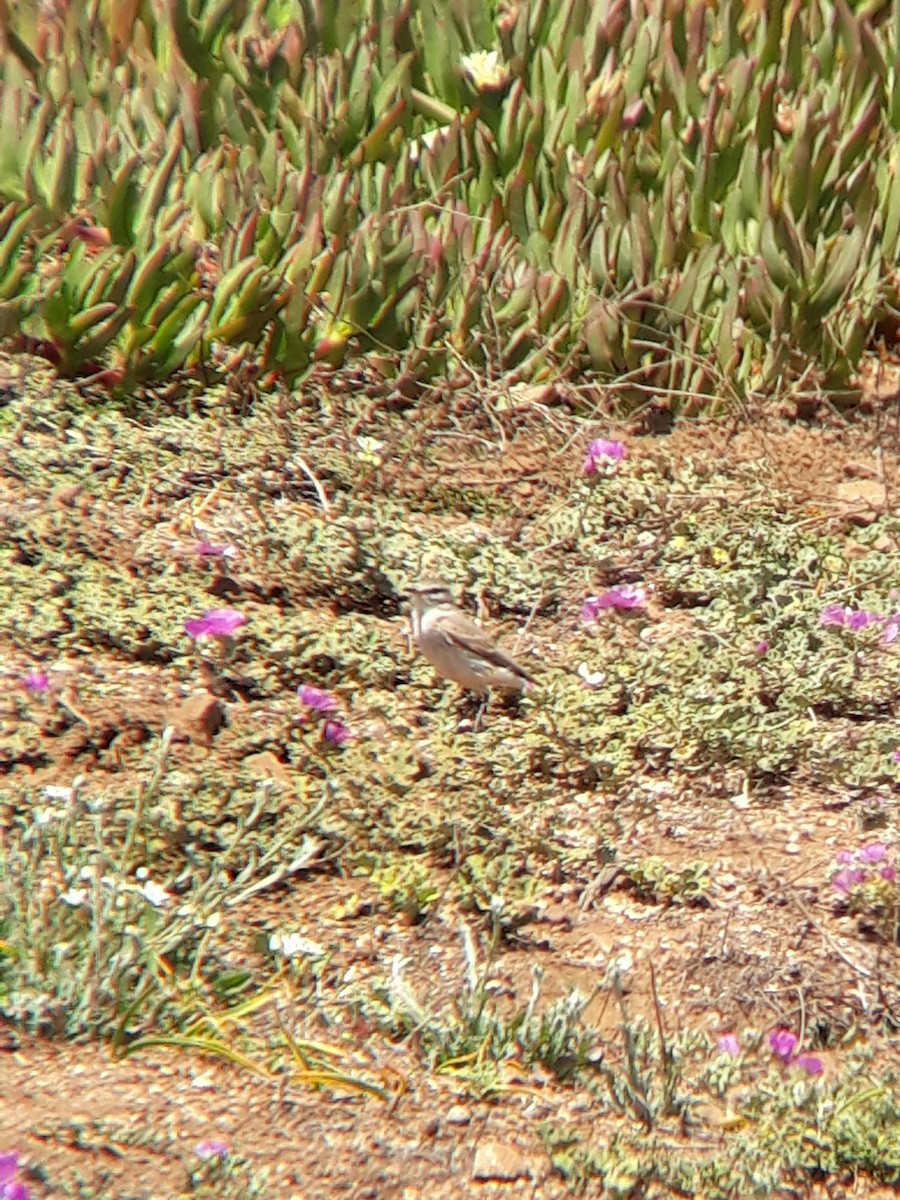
406, 579, 457, 614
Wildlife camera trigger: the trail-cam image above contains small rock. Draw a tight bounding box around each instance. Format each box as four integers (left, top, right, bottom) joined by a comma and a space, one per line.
842, 460, 876, 479
445, 1104, 470, 1126
471, 1140, 530, 1182
833, 478, 886, 526
168, 693, 224, 746
244, 750, 292, 785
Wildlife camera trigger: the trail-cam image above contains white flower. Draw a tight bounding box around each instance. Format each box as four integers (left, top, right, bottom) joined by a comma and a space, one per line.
355, 436, 384, 465
268, 931, 325, 959
137, 880, 173, 907
577, 662, 606, 689
43, 785, 74, 801
461, 49, 509, 92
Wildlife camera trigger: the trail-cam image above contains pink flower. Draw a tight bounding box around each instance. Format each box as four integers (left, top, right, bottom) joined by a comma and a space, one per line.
195, 541, 238, 560
20, 671, 49, 693
892, 751, 900, 763
298, 685, 337, 712
582, 585, 646, 623
832, 843, 897, 893
793, 1054, 824, 1076
832, 867, 866, 894
846, 609, 881, 632
819, 604, 882, 631
0, 1152, 28, 1200
754, 641, 769, 655
859, 843, 886, 864
322, 719, 351, 746
583, 439, 626, 474
768, 1030, 822, 1075
768, 1029, 798, 1061
195, 1140, 228, 1160
184, 609, 246, 639
819, 604, 848, 627
716, 1033, 740, 1057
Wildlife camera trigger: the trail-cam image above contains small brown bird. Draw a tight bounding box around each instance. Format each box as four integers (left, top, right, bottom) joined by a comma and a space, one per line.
407, 580, 534, 695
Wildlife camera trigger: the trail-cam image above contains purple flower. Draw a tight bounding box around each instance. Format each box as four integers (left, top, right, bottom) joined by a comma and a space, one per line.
20, 671, 49, 693
768, 1031, 823, 1076
847, 609, 881, 631
892, 751, 900, 763
859, 843, 886, 864
184, 609, 246, 639
793, 1054, 824, 1076
583, 438, 626, 474
833, 844, 897, 893
754, 641, 769, 656
297, 685, 337, 712
195, 1140, 229, 1161
716, 1033, 740, 1057
581, 598, 600, 623
0, 1153, 27, 1200
768, 1029, 798, 1061
195, 541, 238, 560
832, 867, 866, 894
819, 604, 882, 631
582, 586, 646, 623
819, 604, 847, 627
322, 719, 351, 746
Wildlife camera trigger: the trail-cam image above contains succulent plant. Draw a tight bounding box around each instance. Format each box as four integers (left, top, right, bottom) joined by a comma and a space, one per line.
0, 0, 896, 400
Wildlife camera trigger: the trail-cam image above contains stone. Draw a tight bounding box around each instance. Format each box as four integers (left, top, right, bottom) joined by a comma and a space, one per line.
244, 750, 293, 785
471, 1140, 530, 1182
168, 693, 224, 746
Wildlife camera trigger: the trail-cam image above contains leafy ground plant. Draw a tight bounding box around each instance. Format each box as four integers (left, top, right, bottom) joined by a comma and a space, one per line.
4, 358, 900, 1194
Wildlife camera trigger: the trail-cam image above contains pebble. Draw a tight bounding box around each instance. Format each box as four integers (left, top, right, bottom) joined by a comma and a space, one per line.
471, 1140, 530, 1182
168, 692, 224, 746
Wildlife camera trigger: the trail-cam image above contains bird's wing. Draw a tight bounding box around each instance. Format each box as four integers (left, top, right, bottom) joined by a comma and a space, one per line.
435, 612, 535, 682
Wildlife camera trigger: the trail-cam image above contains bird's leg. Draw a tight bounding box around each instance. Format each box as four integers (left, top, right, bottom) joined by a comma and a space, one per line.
455, 689, 488, 731
471, 692, 489, 732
